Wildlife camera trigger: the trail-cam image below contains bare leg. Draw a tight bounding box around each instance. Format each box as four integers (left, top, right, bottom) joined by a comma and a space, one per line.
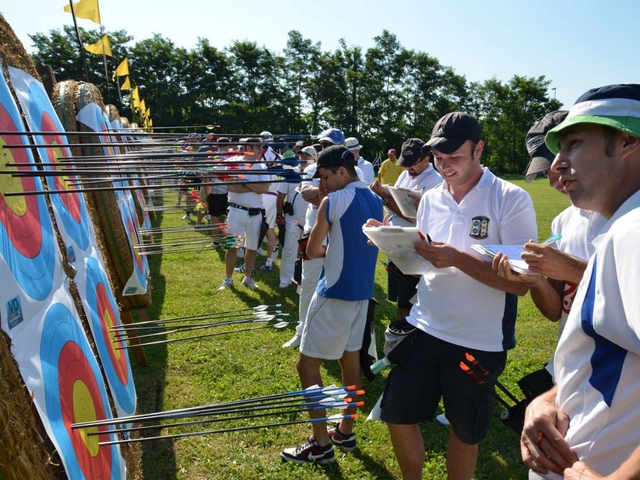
225, 248, 238, 278
446, 428, 478, 480
387, 422, 425, 480
244, 249, 257, 277
336, 350, 362, 434
296, 353, 329, 446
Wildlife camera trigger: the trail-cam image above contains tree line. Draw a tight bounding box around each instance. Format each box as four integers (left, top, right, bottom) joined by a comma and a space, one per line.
29, 28, 562, 173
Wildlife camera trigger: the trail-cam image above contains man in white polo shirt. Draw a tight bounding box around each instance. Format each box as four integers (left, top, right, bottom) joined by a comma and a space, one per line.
520, 84, 640, 480
377, 112, 537, 480
345, 137, 374, 184
370, 137, 443, 319
218, 140, 268, 291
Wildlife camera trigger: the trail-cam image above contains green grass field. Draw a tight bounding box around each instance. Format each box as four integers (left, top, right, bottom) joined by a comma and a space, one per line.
128, 175, 571, 480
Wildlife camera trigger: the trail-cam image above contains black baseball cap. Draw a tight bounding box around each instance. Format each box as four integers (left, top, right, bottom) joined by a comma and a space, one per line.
524, 110, 568, 182
312, 145, 357, 178
426, 112, 482, 154
397, 138, 428, 167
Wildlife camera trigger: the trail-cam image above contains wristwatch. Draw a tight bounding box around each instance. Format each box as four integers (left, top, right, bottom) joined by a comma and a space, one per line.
382, 196, 390, 205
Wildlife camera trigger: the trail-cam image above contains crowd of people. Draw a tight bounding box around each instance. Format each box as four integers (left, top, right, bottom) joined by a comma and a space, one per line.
180, 83, 640, 479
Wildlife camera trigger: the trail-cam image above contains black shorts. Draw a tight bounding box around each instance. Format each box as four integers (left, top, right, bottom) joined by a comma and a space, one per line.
380, 329, 506, 445
387, 261, 419, 309
207, 193, 228, 218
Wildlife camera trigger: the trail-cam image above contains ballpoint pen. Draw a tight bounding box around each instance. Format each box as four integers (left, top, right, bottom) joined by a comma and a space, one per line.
541, 233, 562, 246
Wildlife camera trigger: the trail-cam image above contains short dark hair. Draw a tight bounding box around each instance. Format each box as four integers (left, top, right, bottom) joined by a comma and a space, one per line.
324, 164, 358, 177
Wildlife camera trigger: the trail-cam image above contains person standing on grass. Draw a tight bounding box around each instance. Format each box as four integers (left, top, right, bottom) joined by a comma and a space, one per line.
493, 110, 606, 384
369, 138, 443, 320
379, 148, 403, 186
517, 84, 640, 480
281, 145, 382, 464
373, 112, 536, 480
218, 139, 268, 291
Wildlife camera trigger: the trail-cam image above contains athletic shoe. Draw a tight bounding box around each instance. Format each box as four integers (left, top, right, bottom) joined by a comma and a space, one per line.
435, 413, 450, 426
327, 423, 357, 452
208, 242, 221, 248
181, 214, 190, 220
218, 278, 233, 290
257, 263, 273, 273
279, 281, 291, 289
281, 439, 335, 465
234, 263, 246, 273
256, 247, 267, 257
241, 276, 258, 290
282, 334, 301, 349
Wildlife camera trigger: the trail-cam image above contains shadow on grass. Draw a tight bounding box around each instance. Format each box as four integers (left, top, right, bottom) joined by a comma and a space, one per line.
130, 209, 178, 480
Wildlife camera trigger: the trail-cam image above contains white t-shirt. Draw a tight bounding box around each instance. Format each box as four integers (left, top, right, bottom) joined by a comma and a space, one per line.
389, 165, 443, 227
227, 158, 267, 209
551, 190, 640, 477
550, 206, 607, 333
277, 175, 308, 226
408, 168, 537, 352
357, 158, 375, 185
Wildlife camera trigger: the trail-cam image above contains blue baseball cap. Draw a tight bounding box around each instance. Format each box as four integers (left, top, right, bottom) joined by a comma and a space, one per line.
318, 128, 345, 145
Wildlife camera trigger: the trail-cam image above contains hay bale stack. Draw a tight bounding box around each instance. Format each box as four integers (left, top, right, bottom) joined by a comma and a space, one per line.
105, 104, 120, 122
0, 13, 40, 80
52, 80, 82, 157
71, 83, 152, 310
0, 332, 58, 480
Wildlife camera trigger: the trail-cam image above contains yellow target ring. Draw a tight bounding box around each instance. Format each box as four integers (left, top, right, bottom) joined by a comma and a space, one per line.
72, 380, 100, 457
0, 138, 27, 216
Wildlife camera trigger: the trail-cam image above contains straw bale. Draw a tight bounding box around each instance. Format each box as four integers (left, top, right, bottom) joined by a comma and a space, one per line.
52, 80, 83, 157
0, 13, 40, 80
105, 104, 120, 122
0, 332, 58, 480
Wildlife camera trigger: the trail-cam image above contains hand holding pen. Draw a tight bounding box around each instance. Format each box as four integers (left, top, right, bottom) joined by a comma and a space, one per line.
522, 234, 588, 284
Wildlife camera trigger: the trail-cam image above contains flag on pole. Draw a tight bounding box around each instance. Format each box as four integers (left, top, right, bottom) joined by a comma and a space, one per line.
64, 0, 101, 24
120, 76, 131, 90
112, 58, 129, 81
131, 86, 141, 108
139, 99, 146, 114
145, 107, 150, 119
84, 34, 112, 57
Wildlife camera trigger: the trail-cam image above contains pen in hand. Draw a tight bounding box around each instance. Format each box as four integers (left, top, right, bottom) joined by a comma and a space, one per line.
540, 233, 562, 246
418, 232, 432, 244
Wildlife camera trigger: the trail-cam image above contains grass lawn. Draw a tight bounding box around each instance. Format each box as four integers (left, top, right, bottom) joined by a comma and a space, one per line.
128, 175, 570, 480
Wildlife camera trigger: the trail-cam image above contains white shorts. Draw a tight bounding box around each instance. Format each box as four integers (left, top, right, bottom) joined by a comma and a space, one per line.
227, 206, 263, 251
300, 295, 369, 360
262, 194, 277, 227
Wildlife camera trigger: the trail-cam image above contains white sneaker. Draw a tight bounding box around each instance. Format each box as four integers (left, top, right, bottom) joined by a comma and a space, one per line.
181, 214, 190, 220
256, 247, 267, 257
279, 281, 291, 289
241, 276, 258, 290
435, 413, 449, 426
218, 278, 233, 290
282, 334, 301, 349
234, 263, 246, 273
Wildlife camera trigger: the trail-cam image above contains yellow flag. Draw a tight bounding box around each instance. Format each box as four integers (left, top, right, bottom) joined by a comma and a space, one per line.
139, 99, 146, 114
145, 107, 151, 119
84, 34, 112, 57
64, 0, 101, 24
120, 76, 131, 90
112, 58, 129, 81
131, 86, 140, 108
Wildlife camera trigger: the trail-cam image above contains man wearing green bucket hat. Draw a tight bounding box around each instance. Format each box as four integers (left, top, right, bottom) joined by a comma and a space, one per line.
521, 84, 640, 480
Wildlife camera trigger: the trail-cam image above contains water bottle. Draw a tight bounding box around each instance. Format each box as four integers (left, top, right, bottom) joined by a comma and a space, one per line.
370, 357, 391, 374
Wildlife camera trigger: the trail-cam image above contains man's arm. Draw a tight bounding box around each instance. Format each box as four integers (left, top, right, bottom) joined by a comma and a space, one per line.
306, 197, 330, 259
521, 386, 578, 476
369, 180, 417, 221
414, 242, 529, 295
492, 252, 565, 320
521, 242, 588, 285
563, 448, 640, 479
245, 182, 269, 194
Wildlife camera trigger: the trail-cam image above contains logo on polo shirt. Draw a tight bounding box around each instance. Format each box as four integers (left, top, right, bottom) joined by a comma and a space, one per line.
469, 216, 490, 239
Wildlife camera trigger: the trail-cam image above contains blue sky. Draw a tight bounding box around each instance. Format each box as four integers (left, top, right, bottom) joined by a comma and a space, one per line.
3, 0, 639, 109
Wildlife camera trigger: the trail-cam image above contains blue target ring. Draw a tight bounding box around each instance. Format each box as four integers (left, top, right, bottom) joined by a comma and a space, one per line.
0, 71, 56, 300
40, 302, 124, 479
85, 256, 136, 414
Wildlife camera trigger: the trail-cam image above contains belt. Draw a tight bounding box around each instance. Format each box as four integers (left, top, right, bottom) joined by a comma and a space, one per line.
229, 202, 250, 211
264, 192, 278, 196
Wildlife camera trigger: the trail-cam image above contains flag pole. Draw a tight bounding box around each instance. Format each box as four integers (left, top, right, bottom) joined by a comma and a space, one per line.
68, 0, 90, 81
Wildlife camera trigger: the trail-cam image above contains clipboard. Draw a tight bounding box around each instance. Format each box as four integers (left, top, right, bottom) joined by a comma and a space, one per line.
470, 244, 540, 275
362, 226, 430, 275
385, 186, 421, 219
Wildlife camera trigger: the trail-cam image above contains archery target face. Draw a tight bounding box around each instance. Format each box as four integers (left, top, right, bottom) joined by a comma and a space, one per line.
0, 78, 56, 301
41, 302, 123, 479
85, 256, 136, 414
